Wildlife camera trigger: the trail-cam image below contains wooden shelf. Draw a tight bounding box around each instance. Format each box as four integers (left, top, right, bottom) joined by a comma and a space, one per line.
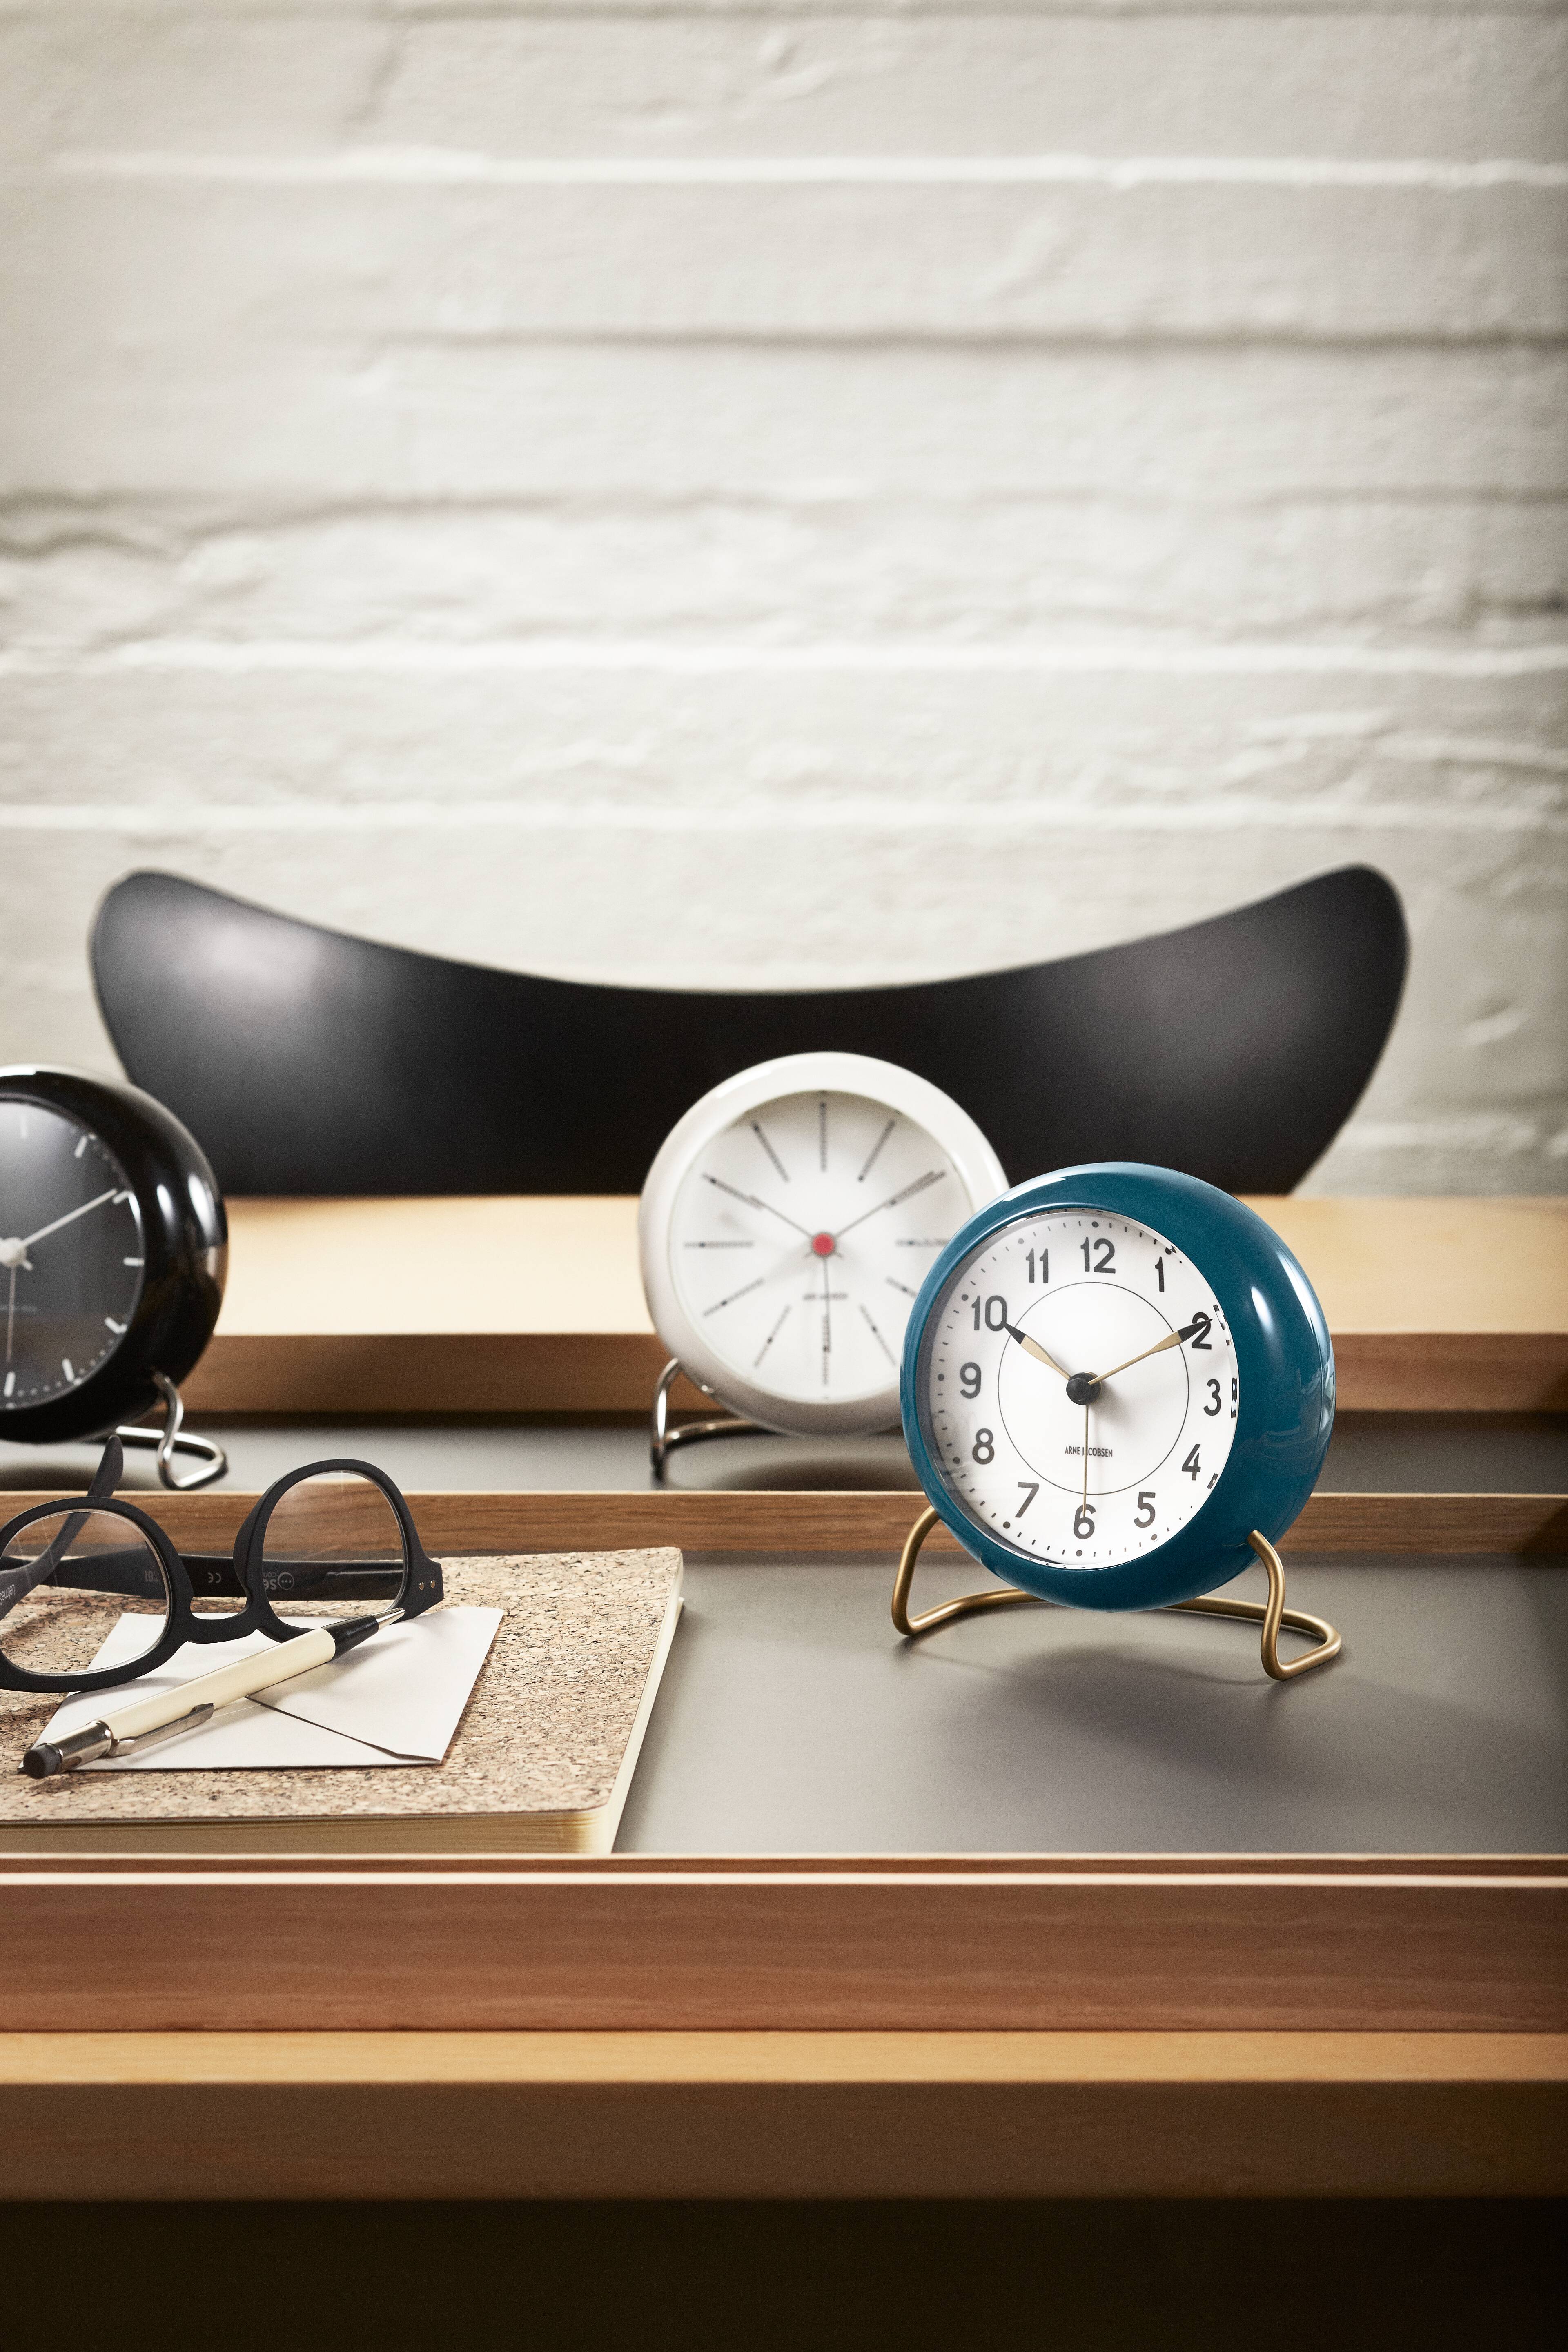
1, 1486, 1562, 2200
0, 2028, 1561, 2199
0, 1486, 1561, 1558
2, 1852, 1562, 2035
182, 1194, 1568, 1417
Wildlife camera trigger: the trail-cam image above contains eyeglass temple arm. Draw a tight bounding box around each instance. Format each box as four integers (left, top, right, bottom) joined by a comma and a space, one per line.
88, 1437, 124, 1499
0, 1542, 163, 1624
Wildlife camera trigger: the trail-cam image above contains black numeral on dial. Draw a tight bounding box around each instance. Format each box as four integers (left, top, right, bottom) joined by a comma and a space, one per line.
1189, 1312, 1212, 1350
1135, 1491, 1156, 1528
971, 1295, 1009, 1331
1025, 1248, 1049, 1283
1204, 1379, 1221, 1416
959, 1361, 982, 1399
1016, 1483, 1038, 1518
1181, 1445, 1202, 1479
972, 1428, 995, 1464
1081, 1237, 1116, 1274
1073, 1503, 1096, 1539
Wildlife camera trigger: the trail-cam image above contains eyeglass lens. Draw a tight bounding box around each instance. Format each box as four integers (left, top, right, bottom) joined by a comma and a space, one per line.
261, 1472, 408, 1616
0, 1509, 172, 1678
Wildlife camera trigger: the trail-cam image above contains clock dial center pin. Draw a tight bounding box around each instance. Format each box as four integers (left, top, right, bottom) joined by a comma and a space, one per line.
809, 1231, 837, 1258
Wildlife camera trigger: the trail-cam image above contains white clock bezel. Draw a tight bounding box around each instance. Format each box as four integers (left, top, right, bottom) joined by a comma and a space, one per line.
638, 1051, 1007, 1438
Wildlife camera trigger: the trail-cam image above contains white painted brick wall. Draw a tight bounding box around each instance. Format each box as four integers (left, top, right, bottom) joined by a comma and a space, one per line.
1, 2, 1564, 1194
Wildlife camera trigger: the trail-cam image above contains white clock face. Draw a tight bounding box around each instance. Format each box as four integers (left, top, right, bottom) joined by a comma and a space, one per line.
918, 1208, 1239, 1569
668, 1088, 967, 1406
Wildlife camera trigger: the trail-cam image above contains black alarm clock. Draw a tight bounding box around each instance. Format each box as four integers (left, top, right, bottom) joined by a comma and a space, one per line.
0, 1066, 227, 1476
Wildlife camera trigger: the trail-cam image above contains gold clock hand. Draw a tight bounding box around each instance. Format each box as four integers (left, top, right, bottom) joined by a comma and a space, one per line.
1002, 1321, 1070, 1380
1093, 1318, 1207, 1386
1082, 1400, 1090, 1512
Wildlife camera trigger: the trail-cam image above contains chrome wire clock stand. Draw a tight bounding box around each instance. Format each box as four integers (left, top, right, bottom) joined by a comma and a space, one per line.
114, 1370, 228, 1492
650, 1357, 762, 1479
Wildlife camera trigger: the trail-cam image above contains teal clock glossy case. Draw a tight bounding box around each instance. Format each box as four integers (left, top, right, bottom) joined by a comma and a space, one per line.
899, 1163, 1334, 1613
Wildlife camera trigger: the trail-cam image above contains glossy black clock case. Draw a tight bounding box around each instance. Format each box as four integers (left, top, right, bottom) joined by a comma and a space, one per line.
0, 1067, 227, 1446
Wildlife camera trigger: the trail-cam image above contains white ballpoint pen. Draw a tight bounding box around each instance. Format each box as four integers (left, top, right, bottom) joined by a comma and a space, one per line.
20, 1608, 404, 1780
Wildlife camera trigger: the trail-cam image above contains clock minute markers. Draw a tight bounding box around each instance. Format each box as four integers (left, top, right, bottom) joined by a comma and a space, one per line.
750, 1120, 790, 1185
703, 1275, 766, 1317
856, 1117, 896, 1184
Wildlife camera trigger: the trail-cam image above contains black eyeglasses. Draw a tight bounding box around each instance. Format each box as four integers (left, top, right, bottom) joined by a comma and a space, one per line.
0, 1437, 444, 1695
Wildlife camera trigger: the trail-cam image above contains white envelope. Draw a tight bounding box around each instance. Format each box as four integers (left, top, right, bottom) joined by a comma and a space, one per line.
41, 1608, 502, 1769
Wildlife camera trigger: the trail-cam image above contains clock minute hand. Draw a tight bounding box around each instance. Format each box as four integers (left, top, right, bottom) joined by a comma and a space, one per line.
1092, 1318, 1208, 1387
833, 1168, 943, 1243
1001, 1322, 1071, 1381
17, 1186, 119, 1252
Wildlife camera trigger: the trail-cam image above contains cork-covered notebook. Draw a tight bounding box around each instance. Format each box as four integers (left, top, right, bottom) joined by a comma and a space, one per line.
0, 1550, 682, 1855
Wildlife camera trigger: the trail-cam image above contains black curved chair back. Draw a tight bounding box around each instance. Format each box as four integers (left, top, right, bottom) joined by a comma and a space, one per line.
92, 867, 1405, 1197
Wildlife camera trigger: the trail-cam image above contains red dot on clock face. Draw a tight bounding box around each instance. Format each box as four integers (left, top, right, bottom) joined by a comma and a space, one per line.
810, 1232, 836, 1257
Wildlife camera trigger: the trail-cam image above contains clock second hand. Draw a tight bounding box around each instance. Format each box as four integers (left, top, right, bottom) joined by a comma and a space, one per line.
5, 1263, 15, 1364
1082, 1400, 1090, 1514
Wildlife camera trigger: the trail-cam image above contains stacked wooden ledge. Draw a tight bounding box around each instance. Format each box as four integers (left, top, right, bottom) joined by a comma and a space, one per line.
185, 1196, 1568, 1417
0, 2029, 1562, 2200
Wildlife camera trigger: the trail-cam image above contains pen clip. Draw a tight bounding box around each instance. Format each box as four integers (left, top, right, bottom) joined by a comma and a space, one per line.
109, 1702, 216, 1758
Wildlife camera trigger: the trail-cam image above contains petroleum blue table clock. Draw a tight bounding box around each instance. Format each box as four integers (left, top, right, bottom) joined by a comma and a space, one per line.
895, 1162, 1342, 1681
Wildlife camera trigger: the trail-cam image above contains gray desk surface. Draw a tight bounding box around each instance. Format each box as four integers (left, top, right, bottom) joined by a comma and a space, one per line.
2, 1411, 1564, 1497
619, 1554, 1568, 1855
2, 1414, 1561, 1861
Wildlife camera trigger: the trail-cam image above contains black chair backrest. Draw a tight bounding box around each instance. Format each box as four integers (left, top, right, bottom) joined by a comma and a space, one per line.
92, 866, 1405, 1197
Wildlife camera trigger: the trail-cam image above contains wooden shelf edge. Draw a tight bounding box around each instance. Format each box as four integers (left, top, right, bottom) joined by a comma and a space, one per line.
183, 1329, 1568, 1417
1, 1488, 1562, 1556
0, 1863, 1562, 2036
4, 2027, 1565, 2088
0, 2033, 1561, 2199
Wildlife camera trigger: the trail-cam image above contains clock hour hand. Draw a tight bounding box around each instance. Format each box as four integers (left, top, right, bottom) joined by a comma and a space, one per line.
700, 1172, 814, 1243
1002, 1322, 1070, 1380
1090, 1318, 1209, 1388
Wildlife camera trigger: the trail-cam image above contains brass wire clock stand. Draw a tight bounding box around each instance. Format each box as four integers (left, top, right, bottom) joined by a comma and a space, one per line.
891, 1505, 1341, 1682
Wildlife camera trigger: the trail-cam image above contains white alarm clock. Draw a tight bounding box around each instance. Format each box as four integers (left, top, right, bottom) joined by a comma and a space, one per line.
639, 1052, 1007, 1444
